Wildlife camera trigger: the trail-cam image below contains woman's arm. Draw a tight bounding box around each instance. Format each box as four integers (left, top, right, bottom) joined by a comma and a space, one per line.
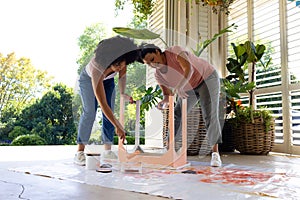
174, 51, 194, 98
90, 67, 126, 141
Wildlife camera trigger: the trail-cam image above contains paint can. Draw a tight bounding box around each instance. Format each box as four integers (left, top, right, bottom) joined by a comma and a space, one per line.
85, 153, 100, 170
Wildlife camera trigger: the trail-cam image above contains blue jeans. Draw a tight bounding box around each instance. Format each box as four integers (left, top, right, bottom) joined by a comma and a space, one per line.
174, 70, 224, 147
77, 67, 115, 145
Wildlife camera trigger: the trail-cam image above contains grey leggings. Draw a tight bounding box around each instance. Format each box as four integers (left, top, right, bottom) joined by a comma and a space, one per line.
174, 70, 224, 147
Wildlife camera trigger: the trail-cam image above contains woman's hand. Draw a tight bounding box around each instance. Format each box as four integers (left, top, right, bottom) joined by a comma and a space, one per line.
115, 126, 126, 144
157, 97, 169, 110
174, 86, 189, 99
121, 94, 135, 104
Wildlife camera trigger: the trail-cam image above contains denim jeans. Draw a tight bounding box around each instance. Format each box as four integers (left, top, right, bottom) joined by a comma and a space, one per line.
174, 70, 223, 147
77, 67, 115, 145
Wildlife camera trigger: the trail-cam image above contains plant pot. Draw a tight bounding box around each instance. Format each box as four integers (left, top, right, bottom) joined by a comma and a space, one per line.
232, 116, 275, 155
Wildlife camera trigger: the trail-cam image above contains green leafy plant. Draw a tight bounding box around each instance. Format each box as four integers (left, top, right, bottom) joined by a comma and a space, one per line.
112, 27, 166, 46
233, 107, 273, 132
113, 135, 145, 145
8, 126, 30, 140
132, 85, 162, 126
11, 134, 46, 146
192, 23, 237, 56
115, 0, 156, 23
224, 40, 273, 123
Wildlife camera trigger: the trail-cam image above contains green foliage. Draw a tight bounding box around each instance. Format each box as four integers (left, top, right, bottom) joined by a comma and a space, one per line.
8, 126, 30, 140
0, 52, 52, 120
222, 79, 255, 100
114, 62, 147, 130
115, 0, 156, 23
113, 27, 160, 40
224, 40, 273, 123
128, 14, 148, 29
112, 27, 167, 46
113, 135, 145, 145
133, 85, 162, 126
115, 0, 234, 24
76, 23, 108, 74
192, 23, 237, 57
198, 0, 234, 15
11, 134, 46, 146
230, 107, 273, 132
0, 118, 15, 142
139, 85, 162, 112
72, 93, 82, 129
223, 41, 271, 109
16, 84, 77, 145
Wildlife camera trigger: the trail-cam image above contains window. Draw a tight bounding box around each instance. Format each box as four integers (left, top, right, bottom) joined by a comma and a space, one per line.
227, 0, 300, 153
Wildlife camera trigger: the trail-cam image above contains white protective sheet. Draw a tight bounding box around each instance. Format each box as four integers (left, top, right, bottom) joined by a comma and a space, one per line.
10, 158, 300, 200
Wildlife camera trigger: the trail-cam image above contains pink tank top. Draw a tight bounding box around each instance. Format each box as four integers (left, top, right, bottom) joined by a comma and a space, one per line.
155, 46, 215, 91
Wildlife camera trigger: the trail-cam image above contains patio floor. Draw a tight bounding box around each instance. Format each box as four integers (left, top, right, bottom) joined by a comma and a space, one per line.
0, 145, 300, 200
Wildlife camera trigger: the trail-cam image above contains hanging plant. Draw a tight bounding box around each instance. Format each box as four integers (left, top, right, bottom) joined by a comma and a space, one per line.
115, 0, 235, 24
199, 0, 234, 15
115, 0, 156, 23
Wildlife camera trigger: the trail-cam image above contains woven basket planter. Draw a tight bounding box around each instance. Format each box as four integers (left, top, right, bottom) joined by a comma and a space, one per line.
162, 106, 210, 156
232, 116, 275, 155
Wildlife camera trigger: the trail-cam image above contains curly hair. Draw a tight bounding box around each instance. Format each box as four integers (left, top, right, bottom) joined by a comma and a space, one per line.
94, 36, 139, 69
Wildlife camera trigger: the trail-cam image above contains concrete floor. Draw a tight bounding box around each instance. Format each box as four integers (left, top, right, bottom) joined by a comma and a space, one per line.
0, 145, 168, 200
1, 145, 300, 200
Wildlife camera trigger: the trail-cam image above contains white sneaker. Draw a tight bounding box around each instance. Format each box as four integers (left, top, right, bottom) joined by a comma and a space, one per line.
210, 152, 222, 167
100, 150, 118, 164
74, 151, 86, 166
102, 150, 118, 159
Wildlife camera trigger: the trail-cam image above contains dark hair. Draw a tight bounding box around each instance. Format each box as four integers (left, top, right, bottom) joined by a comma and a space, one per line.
94, 36, 139, 69
138, 43, 162, 61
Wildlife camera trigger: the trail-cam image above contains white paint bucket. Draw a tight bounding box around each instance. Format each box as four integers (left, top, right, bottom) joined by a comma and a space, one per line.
85, 153, 100, 170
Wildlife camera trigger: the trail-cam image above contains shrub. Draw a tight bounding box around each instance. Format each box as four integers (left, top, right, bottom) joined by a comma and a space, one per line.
113, 136, 145, 145
11, 134, 46, 146
8, 126, 31, 140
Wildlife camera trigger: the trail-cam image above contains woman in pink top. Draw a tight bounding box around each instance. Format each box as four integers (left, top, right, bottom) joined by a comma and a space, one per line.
139, 43, 223, 167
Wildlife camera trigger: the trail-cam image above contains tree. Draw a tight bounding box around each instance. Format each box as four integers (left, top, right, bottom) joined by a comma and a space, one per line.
16, 84, 76, 145
0, 52, 52, 142
75, 21, 147, 135
114, 62, 147, 131
76, 22, 108, 74
0, 52, 52, 119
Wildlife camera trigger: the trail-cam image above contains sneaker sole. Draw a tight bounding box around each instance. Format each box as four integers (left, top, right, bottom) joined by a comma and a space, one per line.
74, 161, 85, 166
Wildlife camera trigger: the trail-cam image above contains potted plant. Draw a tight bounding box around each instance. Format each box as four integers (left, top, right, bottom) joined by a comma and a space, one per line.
199, 0, 234, 15
223, 40, 275, 155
